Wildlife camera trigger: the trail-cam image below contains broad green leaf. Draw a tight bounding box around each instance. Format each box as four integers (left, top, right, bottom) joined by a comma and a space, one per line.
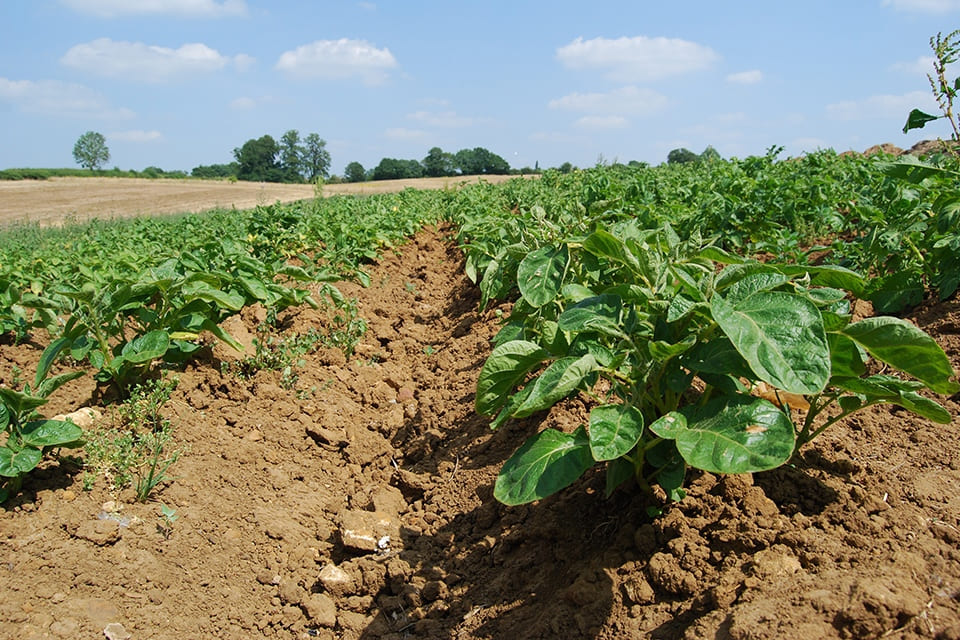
34, 371, 85, 400
896, 392, 952, 424
561, 283, 596, 303
0, 446, 42, 478
201, 317, 244, 353
121, 330, 170, 364
0, 405, 8, 430
517, 245, 568, 308
827, 333, 867, 379
902, 109, 941, 134
647, 411, 687, 439
841, 316, 959, 395
677, 396, 796, 474
557, 294, 627, 337
21, 420, 84, 448
589, 404, 644, 461
649, 335, 697, 361
36, 337, 71, 389
778, 265, 868, 298
0, 387, 46, 418
512, 354, 598, 418
475, 340, 549, 416
494, 426, 593, 505
712, 291, 830, 395
655, 457, 687, 502
682, 338, 754, 380
583, 228, 641, 271
723, 272, 790, 305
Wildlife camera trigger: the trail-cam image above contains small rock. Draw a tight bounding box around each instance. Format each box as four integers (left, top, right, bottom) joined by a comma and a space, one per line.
318, 564, 356, 596
245, 429, 263, 442
370, 486, 407, 518
279, 580, 303, 606
103, 622, 130, 640
340, 509, 399, 553
61, 490, 77, 502
622, 575, 656, 605
302, 593, 337, 627
53, 407, 102, 429
256, 570, 280, 586
49, 619, 79, 637
305, 424, 349, 448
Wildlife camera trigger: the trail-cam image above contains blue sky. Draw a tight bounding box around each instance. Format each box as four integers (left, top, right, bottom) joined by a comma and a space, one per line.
1, 0, 959, 175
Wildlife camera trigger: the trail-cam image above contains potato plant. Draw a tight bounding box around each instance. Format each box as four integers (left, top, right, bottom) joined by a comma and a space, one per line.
474, 222, 958, 505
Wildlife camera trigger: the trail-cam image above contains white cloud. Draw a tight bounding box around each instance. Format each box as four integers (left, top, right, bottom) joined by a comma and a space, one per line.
726, 70, 763, 85
276, 39, 397, 85
60, 0, 247, 18
556, 35, 718, 82
109, 130, 162, 143
0, 77, 134, 119
384, 128, 427, 140
575, 115, 630, 129
548, 86, 668, 116
882, 0, 960, 12
826, 90, 934, 120
407, 110, 486, 127
62, 38, 251, 82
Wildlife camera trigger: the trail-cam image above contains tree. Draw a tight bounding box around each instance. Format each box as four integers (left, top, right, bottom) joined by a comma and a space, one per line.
344, 161, 366, 183
372, 158, 424, 181
233, 135, 281, 182
667, 148, 698, 164
191, 162, 239, 179
453, 147, 510, 175
73, 131, 110, 171
422, 147, 454, 177
279, 129, 305, 181
303, 133, 332, 181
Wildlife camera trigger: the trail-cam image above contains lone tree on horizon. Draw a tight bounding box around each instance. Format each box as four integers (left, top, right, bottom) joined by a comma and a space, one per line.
73, 131, 110, 171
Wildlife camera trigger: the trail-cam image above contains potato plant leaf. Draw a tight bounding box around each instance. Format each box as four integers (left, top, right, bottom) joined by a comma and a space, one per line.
557, 294, 628, 337
20, 420, 84, 448
840, 316, 959, 395
589, 403, 644, 461
512, 353, 598, 418
517, 245, 568, 308
494, 426, 593, 505
0, 446, 43, 478
711, 291, 829, 395
475, 340, 548, 416
675, 396, 796, 474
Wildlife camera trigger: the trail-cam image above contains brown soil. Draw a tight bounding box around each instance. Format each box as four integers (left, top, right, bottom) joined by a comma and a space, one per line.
1, 226, 959, 640
0, 175, 521, 227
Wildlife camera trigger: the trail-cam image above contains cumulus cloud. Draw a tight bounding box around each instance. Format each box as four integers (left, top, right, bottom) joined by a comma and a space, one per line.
826, 90, 934, 120
726, 70, 763, 85
556, 35, 718, 82
276, 39, 397, 85
62, 38, 251, 82
549, 86, 668, 116
882, 0, 960, 12
0, 76, 134, 119
60, 0, 247, 18
108, 130, 163, 143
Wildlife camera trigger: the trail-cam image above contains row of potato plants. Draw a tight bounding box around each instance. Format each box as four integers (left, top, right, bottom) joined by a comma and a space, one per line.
446, 153, 959, 505
0, 190, 450, 500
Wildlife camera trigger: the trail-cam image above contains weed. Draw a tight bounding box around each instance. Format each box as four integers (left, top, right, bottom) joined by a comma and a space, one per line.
157, 503, 178, 539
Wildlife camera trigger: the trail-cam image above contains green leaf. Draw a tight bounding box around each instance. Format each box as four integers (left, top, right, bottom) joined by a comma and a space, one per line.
649, 335, 697, 361
0, 387, 46, 419
494, 426, 593, 505
21, 420, 84, 448
677, 396, 796, 474
120, 330, 170, 364
517, 245, 568, 308
583, 228, 641, 271
0, 446, 42, 477
512, 354, 598, 418
589, 403, 644, 461
655, 457, 687, 502
712, 291, 830, 395
896, 392, 952, 424
35, 337, 71, 389
902, 108, 940, 134
841, 316, 959, 395
868, 270, 924, 313
201, 317, 244, 353
557, 294, 628, 337
475, 340, 549, 416
827, 333, 867, 379
647, 411, 687, 439
682, 338, 754, 380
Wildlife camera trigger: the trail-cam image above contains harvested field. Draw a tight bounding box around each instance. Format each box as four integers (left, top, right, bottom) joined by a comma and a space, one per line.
0, 175, 521, 227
